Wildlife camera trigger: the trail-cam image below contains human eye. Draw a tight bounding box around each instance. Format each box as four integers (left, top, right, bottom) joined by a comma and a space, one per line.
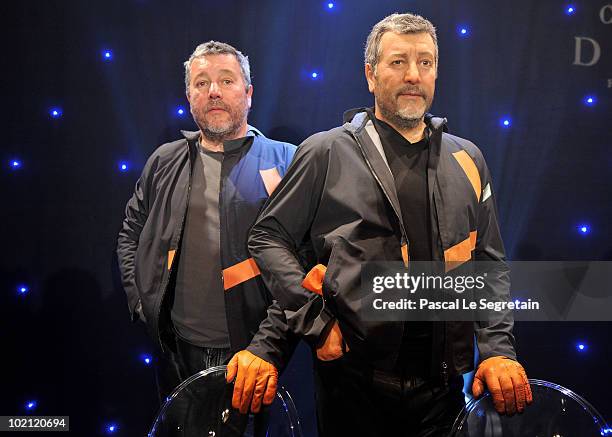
222, 78, 234, 86
391, 59, 404, 65
421, 59, 434, 67
196, 80, 209, 88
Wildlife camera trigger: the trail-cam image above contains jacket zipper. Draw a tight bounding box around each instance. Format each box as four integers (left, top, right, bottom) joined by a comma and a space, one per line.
440, 318, 448, 386
218, 152, 233, 351
351, 131, 410, 355
441, 360, 449, 386
156, 153, 194, 353
353, 129, 450, 386
432, 188, 449, 386
350, 132, 409, 247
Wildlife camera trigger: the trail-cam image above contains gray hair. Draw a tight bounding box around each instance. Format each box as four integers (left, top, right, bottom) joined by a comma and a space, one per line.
364, 13, 438, 72
184, 41, 251, 92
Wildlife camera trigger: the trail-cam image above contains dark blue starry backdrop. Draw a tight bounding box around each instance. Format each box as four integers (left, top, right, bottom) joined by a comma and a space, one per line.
1, 1, 610, 435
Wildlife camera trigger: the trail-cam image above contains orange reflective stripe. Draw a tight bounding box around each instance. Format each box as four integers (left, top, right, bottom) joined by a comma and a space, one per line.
401, 243, 409, 267
167, 249, 176, 271
444, 231, 477, 271
302, 264, 327, 296
469, 230, 477, 248
259, 167, 282, 196
452, 150, 481, 201
222, 258, 261, 291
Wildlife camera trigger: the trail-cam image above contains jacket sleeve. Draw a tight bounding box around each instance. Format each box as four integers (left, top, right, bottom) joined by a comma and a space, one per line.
246, 300, 300, 371
474, 157, 517, 362
248, 135, 335, 345
116, 155, 157, 323
246, 142, 301, 370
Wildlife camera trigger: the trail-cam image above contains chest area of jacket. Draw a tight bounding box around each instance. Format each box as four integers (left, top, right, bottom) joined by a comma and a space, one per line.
152, 153, 280, 238
314, 142, 479, 249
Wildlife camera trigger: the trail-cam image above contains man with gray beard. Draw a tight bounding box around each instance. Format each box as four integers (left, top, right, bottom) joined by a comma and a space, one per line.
117, 41, 297, 427
249, 13, 531, 436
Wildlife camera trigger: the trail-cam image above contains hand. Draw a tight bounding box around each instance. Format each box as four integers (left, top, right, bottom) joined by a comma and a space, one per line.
226, 350, 278, 414
316, 320, 349, 361
472, 356, 532, 415
302, 264, 327, 296
302, 264, 349, 361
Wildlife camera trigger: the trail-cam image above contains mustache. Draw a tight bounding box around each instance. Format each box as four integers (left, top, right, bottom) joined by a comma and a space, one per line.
204, 102, 230, 112
396, 86, 425, 97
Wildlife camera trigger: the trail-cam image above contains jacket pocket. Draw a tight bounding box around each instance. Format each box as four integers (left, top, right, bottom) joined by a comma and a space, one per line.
321, 238, 365, 309
322, 240, 341, 299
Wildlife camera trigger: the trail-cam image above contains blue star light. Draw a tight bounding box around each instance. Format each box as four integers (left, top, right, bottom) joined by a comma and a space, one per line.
50, 108, 63, 119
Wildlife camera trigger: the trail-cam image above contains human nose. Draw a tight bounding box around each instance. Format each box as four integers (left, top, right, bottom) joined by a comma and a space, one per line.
208, 81, 222, 99
403, 62, 420, 83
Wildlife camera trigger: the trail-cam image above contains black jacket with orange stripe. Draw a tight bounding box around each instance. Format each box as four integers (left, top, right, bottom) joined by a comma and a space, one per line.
116, 126, 298, 370
248, 109, 516, 381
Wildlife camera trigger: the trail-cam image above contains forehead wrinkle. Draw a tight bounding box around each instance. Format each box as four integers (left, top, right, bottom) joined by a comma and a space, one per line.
387, 52, 409, 58
191, 68, 239, 80
217, 68, 239, 76
380, 32, 437, 56
191, 55, 240, 70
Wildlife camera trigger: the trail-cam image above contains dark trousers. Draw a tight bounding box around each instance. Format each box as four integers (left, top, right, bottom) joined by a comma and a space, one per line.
155, 334, 230, 403
153, 334, 269, 437
314, 353, 465, 437
153, 335, 231, 436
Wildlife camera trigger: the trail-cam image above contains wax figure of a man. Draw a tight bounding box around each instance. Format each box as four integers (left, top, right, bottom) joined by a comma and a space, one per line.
117, 41, 297, 420
249, 13, 531, 436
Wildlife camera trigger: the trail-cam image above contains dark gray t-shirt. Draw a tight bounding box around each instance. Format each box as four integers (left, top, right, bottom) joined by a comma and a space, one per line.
171, 144, 228, 348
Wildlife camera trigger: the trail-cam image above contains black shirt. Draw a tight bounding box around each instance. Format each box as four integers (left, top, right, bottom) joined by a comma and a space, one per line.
368, 109, 433, 260
367, 109, 433, 376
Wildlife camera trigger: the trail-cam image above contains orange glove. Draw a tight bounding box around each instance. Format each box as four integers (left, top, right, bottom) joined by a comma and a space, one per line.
316, 320, 348, 361
472, 356, 532, 415
302, 264, 349, 361
302, 264, 327, 296
226, 350, 278, 414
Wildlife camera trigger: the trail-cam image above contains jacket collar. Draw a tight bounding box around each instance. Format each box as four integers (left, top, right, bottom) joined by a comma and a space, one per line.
180, 124, 263, 153
342, 107, 448, 135
342, 108, 448, 249
342, 109, 407, 243
342, 108, 447, 174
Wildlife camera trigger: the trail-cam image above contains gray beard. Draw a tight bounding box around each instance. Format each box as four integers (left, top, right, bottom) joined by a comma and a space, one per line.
196, 107, 248, 143
379, 104, 424, 130
200, 124, 241, 143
